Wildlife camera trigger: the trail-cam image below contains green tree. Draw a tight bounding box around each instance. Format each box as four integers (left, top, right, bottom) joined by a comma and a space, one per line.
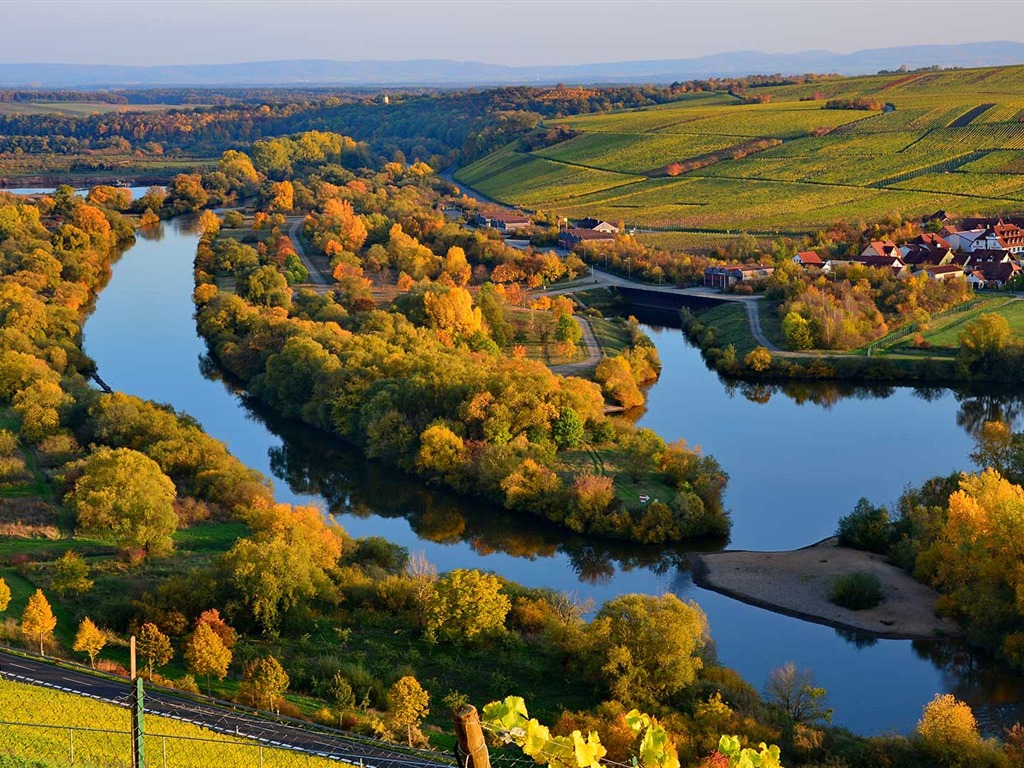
21, 589, 57, 655
416, 424, 465, 481
425, 569, 511, 644
137, 622, 174, 675
387, 676, 430, 747
623, 428, 665, 482
73, 617, 106, 668
185, 621, 232, 694
51, 551, 93, 597
589, 593, 708, 708
554, 315, 583, 346
764, 663, 832, 724
236, 265, 292, 309
65, 447, 177, 557
240, 655, 290, 711
552, 407, 585, 450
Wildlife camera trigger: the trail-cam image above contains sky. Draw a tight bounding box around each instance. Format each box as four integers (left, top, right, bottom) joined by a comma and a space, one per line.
3, 0, 1024, 67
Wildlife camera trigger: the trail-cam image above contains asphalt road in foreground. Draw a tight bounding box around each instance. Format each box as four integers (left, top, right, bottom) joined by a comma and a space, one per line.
0, 650, 453, 768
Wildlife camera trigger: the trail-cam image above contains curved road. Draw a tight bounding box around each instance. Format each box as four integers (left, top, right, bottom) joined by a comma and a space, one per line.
0, 650, 453, 768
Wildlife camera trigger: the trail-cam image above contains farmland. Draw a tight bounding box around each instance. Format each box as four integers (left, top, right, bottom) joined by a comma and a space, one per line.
456, 65, 1024, 236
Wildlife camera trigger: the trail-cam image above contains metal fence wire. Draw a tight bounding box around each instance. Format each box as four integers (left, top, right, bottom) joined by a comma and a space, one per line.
0, 672, 458, 768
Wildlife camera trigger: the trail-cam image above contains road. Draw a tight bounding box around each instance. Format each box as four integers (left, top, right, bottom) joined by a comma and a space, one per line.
550, 315, 603, 375
0, 650, 453, 768
287, 218, 333, 291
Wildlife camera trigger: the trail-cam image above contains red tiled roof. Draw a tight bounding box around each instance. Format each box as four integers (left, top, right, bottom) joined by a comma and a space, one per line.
564, 228, 615, 241
795, 250, 823, 264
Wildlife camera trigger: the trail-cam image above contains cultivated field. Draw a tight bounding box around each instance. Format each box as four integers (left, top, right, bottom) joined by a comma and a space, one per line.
456, 66, 1024, 234
0, 101, 188, 116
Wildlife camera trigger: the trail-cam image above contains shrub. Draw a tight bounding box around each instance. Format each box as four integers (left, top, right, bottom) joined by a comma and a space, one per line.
836, 498, 892, 553
828, 573, 884, 611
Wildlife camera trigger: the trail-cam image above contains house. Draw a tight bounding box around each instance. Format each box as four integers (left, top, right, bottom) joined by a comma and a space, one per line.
923, 210, 951, 224
940, 225, 987, 252
919, 264, 966, 282
968, 261, 1021, 289
900, 244, 955, 267
969, 249, 1012, 265
971, 222, 1024, 255
859, 240, 900, 260
558, 228, 616, 250
475, 212, 531, 232
575, 217, 620, 234
793, 250, 824, 268
861, 254, 907, 271
703, 264, 775, 289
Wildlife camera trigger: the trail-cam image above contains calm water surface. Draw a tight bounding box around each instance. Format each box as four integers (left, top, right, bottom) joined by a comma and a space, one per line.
82, 219, 1024, 735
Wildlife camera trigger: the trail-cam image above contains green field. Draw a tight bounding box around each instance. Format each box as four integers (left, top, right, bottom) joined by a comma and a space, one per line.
457, 65, 1024, 235
888, 297, 1024, 353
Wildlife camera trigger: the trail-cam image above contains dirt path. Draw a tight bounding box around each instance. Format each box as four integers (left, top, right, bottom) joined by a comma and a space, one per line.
551, 315, 603, 375
691, 538, 958, 639
743, 299, 780, 352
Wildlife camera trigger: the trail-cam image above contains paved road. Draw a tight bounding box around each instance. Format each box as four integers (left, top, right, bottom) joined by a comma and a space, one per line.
0, 651, 452, 768
287, 218, 333, 292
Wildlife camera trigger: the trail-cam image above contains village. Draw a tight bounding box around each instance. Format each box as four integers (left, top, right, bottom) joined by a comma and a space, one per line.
704, 216, 1024, 291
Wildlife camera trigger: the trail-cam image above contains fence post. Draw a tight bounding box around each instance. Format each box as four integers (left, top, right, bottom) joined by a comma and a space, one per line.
453, 705, 490, 768
131, 677, 146, 768
70, 727, 74, 766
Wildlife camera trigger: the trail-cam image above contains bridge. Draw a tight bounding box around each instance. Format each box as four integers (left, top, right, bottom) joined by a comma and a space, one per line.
539, 267, 781, 351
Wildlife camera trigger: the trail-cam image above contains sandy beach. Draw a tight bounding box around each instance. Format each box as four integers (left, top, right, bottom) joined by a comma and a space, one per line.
691, 537, 958, 639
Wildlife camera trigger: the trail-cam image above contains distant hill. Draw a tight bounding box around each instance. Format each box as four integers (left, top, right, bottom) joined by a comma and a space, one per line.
4, 42, 1024, 87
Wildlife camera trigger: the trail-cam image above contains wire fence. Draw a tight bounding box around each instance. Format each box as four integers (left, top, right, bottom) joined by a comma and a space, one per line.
0, 669, 458, 768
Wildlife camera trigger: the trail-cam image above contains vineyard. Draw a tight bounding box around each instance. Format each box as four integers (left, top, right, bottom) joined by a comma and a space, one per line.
456, 64, 1024, 236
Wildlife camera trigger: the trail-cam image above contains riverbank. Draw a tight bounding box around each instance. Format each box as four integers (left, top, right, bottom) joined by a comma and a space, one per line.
691, 537, 958, 640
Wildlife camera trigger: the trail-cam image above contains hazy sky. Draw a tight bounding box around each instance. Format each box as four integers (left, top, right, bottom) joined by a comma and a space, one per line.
3, 0, 1024, 66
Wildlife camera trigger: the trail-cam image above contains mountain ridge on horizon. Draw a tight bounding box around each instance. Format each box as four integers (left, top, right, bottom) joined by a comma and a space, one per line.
3, 41, 1024, 88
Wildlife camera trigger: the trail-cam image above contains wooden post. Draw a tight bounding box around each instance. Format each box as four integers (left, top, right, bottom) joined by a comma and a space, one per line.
130, 635, 137, 680
453, 705, 490, 768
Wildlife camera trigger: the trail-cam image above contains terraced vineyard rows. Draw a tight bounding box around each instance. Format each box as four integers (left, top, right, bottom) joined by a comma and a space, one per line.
456, 64, 1024, 237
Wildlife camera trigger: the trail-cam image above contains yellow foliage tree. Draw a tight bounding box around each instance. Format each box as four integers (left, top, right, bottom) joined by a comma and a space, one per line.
917, 694, 980, 755
423, 288, 482, 343
73, 617, 106, 668
386, 675, 430, 747
185, 621, 232, 694
0, 577, 10, 613
424, 569, 510, 644
21, 589, 57, 655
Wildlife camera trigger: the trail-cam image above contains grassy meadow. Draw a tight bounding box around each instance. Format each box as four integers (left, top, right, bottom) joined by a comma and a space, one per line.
456, 66, 1024, 234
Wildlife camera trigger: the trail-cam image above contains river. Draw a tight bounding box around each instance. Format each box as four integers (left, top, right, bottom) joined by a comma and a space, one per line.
70, 215, 1024, 736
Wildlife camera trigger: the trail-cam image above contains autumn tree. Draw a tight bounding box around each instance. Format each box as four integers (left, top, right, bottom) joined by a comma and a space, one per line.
442, 246, 471, 286
764, 663, 832, 724
0, 577, 10, 613
196, 609, 237, 649
236, 265, 291, 309
22, 589, 57, 655
387, 676, 430, 747
73, 617, 106, 668
423, 287, 482, 343
416, 424, 465, 483
65, 447, 177, 557
185, 621, 232, 694
744, 346, 772, 372
917, 694, 981, 757
588, 593, 708, 708
240, 655, 290, 711
782, 311, 814, 350
137, 622, 173, 675
222, 502, 343, 633
424, 569, 511, 644
959, 312, 1018, 374
51, 551, 93, 598
267, 180, 294, 213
